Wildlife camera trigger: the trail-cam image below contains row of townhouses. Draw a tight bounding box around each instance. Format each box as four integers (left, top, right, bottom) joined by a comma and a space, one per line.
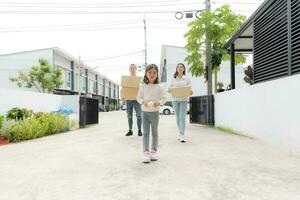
0, 47, 120, 110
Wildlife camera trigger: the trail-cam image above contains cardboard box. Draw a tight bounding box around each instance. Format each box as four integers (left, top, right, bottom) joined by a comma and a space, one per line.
170, 86, 191, 98
121, 87, 139, 100
121, 75, 142, 88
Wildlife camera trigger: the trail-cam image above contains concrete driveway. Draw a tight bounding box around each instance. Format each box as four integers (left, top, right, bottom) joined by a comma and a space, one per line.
0, 111, 300, 200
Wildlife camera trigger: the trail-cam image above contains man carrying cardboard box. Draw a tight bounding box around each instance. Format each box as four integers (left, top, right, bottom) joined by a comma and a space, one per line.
121, 64, 142, 136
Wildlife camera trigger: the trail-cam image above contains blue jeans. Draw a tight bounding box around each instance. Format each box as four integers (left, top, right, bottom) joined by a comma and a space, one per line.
126, 100, 142, 130
172, 101, 188, 136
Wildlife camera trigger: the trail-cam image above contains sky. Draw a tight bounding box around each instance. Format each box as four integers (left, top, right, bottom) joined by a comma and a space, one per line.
0, 0, 264, 83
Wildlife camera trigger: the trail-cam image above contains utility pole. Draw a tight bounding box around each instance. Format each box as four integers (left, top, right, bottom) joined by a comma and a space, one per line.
143, 16, 147, 68
205, 0, 212, 96
205, 0, 213, 125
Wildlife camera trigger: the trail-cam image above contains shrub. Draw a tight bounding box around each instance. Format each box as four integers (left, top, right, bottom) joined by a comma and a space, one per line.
6, 107, 33, 120
164, 101, 173, 107
109, 103, 115, 111
3, 113, 69, 142
3, 118, 48, 142
69, 119, 79, 130
33, 112, 44, 118
0, 114, 4, 130
35, 113, 69, 135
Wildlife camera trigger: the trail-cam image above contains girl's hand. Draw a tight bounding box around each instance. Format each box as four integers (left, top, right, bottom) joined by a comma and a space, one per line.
153, 102, 160, 107
143, 101, 148, 107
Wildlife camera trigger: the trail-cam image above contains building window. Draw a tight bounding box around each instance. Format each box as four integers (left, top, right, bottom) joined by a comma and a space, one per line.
82, 77, 87, 92
66, 70, 72, 88
93, 81, 97, 94
105, 86, 109, 97
98, 83, 102, 95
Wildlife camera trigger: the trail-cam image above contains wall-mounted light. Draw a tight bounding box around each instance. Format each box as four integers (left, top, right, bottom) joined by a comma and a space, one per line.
175, 12, 184, 20
186, 12, 193, 18
175, 10, 203, 20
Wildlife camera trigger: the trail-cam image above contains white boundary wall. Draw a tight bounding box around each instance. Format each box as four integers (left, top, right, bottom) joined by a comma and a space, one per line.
0, 88, 79, 116
215, 74, 300, 152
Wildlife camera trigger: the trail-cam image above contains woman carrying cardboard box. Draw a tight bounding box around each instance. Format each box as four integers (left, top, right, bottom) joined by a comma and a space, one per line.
168, 63, 193, 143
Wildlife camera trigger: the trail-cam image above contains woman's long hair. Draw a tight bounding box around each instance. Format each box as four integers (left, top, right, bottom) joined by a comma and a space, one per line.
143, 64, 159, 84
173, 63, 186, 78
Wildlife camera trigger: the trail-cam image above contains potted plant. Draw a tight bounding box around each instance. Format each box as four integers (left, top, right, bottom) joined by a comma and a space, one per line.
244, 65, 253, 85
0, 114, 9, 145
226, 84, 232, 91
217, 82, 225, 92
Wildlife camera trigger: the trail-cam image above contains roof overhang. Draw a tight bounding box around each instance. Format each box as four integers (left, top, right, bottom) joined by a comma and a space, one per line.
224, 0, 276, 53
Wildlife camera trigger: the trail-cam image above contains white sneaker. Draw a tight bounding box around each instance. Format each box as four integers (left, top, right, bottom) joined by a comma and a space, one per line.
178, 134, 183, 140
150, 151, 158, 161
143, 157, 151, 163
180, 138, 186, 143
178, 134, 186, 143
142, 152, 151, 163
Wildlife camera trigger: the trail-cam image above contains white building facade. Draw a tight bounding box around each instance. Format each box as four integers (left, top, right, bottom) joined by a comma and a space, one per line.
0, 47, 119, 109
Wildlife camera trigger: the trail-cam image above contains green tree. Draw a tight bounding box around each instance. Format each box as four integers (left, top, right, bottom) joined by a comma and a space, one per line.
185, 5, 247, 92
10, 58, 63, 93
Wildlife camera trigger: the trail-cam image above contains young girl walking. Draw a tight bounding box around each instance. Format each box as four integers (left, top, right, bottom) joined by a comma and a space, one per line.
137, 64, 166, 163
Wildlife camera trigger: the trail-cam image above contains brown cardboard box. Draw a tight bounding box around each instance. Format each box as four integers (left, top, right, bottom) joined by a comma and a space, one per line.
121, 75, 142, 88
121, 87, 139, 100
170, 86, 191, 98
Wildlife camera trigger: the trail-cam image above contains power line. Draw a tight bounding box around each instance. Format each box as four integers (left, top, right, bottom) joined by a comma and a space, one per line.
0, 2, 203, 8
0, 19, 187, 30
0, 10, 194, 14
0, 20, 141, 30
0, 0, 264, 7
0, 26, 142, 33
0, 0, 202, 5
0, 19, 190, 33
83, 50, 145, 62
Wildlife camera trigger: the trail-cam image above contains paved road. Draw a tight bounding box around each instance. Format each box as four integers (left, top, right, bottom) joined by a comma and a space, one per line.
0, 111, 300, 200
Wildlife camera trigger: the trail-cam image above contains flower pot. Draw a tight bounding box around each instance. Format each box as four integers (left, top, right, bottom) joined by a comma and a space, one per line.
0, 135, 9, 145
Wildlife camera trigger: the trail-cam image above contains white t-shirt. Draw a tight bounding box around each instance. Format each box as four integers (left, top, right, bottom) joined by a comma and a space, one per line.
136, 83, 167, 112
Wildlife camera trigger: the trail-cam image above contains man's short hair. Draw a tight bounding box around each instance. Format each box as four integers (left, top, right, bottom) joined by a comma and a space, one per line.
129, 64, 137, 70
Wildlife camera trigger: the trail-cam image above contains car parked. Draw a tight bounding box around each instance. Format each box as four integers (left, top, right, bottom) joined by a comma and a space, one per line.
159, 105, 175, 115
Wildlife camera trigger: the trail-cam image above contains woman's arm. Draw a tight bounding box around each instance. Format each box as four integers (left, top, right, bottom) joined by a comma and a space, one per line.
168, 78, 174, 93
187, 77, 193, 95
158, 86, 167, 106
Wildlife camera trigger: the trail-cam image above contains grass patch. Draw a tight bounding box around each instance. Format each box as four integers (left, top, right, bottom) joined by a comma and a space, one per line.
216, 126, 254, 139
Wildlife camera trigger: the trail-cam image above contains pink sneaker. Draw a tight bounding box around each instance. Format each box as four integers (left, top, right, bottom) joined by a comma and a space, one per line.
150, 150, 158, 161
142, 151, 151, 163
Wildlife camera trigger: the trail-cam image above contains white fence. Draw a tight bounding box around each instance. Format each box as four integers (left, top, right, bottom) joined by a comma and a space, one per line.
0, 88, 79, 116
215, 74, 300, 152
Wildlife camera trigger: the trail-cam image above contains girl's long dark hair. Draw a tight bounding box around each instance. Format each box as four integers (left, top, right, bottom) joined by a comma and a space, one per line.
143, 64, 159, 84
173, 63, 186, 78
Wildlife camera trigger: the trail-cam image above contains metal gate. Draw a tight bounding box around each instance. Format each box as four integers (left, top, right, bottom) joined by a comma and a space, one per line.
189, 95, 214, 125
79, 97, 99, 127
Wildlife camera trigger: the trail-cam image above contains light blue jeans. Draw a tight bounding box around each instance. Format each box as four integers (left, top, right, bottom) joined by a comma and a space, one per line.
126, 100, 142, 130
172, 101, 188, 136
